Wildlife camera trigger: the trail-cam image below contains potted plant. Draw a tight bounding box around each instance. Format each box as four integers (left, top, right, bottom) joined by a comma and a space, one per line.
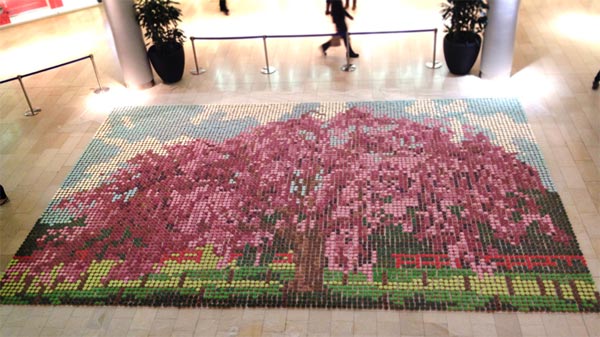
441, 0, 488, 75
134, 0, 186, 84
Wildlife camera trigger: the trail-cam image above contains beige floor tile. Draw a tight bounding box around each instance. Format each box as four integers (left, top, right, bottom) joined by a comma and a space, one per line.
376, 321, 401, 337
583, 314, 600, 336
130, 308, 159, 330
283, 319, 308, 336
0, 326, 21, 337
494, 313, 522, 337
541, 315, 571, 337
114, 307, 137, 319
105, 317, 134, 336
174, 309, 201, 332
193, 319, 218, 337
565, 315, 589, 337
310, 309, 333, 323
398, 312, 424, 336
354, 317, 378, 336
560, 166, 587, 189
446, 313, 471, 337
17, 324, 43, 337
242, 308, 265, 321
376, 310, 400, 323
262, 312, 287, 333
127, 329, 150, 337
308, 319, 331, 334
38, 327, 65, 337
330, 320, 354, 337
331, 310, 354, 322
577, 161, 600, 182
570, 188, 599, 213
198, 309, 223, 321
469, 314, 497, 337
149, 318, 176, 337
286, 309, 309, 322
236, 321, 263, 337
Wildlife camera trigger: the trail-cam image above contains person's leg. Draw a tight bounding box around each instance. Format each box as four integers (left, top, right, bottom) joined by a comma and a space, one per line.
0, 185, 8, 205
344, 0, 349, 9
219, 0, 229, 14
341, 32, 358, 57
321, 40, 332, 55
593, 70, 600, 90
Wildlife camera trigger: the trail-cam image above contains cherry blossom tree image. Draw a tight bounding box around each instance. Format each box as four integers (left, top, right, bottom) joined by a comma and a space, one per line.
13, 107, 571, 292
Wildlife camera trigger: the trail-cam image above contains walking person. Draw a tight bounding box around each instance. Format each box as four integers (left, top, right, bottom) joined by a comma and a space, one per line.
219, 0, 229, 15
322, 0, 359, 58
0, 184, 8, 206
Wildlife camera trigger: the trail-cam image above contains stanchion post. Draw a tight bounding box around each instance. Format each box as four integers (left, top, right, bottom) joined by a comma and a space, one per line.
425, 28, 442, 69
89, 54, 110, 93
190, 38, 206, 75
17, 75, 41, 117
340, 33, 356, 72
261, 36, 276, 74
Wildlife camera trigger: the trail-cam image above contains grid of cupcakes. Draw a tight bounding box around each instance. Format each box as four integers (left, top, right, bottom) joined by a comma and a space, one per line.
0, 100, 599, 312
0, 242, 598, 311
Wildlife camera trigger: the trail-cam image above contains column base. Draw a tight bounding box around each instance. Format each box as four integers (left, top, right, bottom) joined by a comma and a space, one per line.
126, 79, 155, 90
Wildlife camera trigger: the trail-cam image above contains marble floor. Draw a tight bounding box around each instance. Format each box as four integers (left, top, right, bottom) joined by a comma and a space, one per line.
0, 0, 599, 336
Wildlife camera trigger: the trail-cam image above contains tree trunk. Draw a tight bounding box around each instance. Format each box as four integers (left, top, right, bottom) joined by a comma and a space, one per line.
292, 228, 325, 292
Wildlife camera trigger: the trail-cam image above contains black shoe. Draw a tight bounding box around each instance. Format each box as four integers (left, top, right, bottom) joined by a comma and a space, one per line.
593, 81, 599, 90
224, 10, 229, 15
321, 45, 328, 56
0, 197, 9, 206
349, 52, 359, 58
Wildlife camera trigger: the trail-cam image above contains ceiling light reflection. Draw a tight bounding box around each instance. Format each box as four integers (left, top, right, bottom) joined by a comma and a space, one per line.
553, 12, 600, 43
86, 85, 151, 113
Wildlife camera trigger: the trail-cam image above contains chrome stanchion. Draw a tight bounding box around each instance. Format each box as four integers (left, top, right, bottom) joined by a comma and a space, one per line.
340, 33, 356, 72
17, 75, 41, 117
89, 54, 110, 93
261, 36, 276, 74
425, 28, 442, 69
190, 38, 206, 75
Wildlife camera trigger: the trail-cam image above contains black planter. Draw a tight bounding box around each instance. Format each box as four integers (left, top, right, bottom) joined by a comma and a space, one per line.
148, 42, 185, 84
443, 32, 482, 75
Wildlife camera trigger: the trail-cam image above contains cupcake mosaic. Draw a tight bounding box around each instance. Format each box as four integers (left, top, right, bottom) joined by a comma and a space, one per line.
1, 99, 598, 312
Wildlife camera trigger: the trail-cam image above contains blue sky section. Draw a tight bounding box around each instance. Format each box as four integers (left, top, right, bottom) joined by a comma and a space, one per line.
195, 110, 261, 142
280, 102, 322, 121
60, 138, 121, 188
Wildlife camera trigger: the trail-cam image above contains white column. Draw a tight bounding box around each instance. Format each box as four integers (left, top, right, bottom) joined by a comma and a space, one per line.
103, 0, 154, 89
479, 0, 521, 79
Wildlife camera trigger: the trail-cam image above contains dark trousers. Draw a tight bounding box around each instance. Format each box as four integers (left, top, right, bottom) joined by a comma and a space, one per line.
219, 0, 228, 13
322, 32, 356, 55
345, 0, 356, 9
0, 185, 7, 199
593, 70, 600, 90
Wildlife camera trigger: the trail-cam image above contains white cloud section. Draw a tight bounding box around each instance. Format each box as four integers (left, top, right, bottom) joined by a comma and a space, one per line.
191, 103, 305, 125
404, 100, 536, 154
57, 128, 193, 197
190, 102, 350, 126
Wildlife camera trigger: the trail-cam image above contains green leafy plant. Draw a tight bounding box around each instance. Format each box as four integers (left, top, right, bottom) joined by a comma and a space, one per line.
134, 0, 185, 52
441, 0, 488, 42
